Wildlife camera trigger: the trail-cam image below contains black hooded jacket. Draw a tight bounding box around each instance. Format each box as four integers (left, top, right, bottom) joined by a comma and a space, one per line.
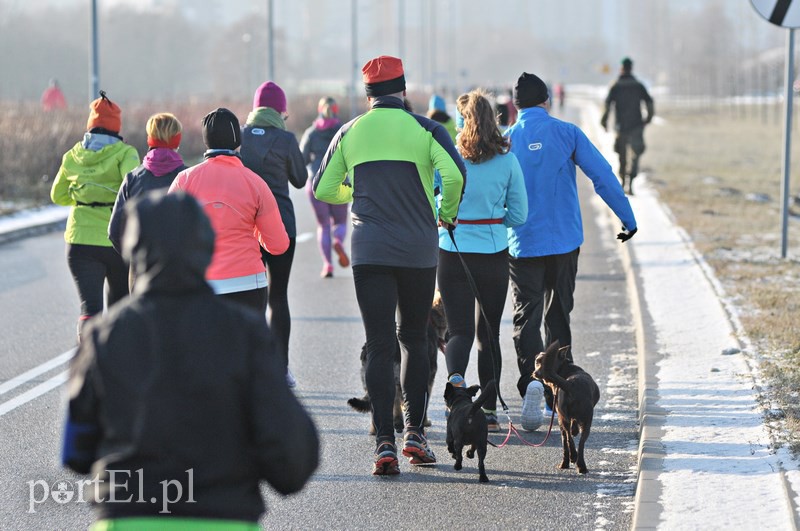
62, 191, 319, 522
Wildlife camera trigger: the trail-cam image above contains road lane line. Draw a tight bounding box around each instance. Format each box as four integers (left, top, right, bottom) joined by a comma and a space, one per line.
0, 370, 68, 417
0, 349, 74, 396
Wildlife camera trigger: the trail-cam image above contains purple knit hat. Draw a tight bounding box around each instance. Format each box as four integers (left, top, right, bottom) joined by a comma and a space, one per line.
253, 81, 287, 112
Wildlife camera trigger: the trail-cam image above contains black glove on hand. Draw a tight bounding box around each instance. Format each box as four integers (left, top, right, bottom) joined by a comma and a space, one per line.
616, 227, 637, 243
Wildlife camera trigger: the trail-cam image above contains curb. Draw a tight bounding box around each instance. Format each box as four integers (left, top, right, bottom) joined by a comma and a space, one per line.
0, 218, 66, 245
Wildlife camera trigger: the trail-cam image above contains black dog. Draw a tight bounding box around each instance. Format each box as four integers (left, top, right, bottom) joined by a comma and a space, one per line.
444, 380, 495, 483
348, 291, 447, 433
533, 340, 600, 474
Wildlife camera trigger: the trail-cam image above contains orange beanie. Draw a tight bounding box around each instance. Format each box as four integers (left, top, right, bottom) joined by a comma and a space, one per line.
86, 90, 122, 132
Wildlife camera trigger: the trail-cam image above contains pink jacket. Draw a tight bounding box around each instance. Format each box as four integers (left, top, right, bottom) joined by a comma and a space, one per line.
169, 155, 289, 281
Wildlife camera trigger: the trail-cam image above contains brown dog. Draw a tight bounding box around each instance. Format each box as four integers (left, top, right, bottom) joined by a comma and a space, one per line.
533, 340, 600, 474
347, 291, 447, 433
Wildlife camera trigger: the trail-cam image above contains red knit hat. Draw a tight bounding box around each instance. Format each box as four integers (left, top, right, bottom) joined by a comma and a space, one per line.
86, 90, 122, 132
362, 56, 405, 97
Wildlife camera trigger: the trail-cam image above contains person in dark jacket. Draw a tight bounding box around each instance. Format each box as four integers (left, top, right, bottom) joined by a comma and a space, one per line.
62, 191, 319, 530
600, 57, 654, 195
240, 81, 307, 388
109, 112, 186, 288
314, 55, 465, 476
299, 97, 349, 278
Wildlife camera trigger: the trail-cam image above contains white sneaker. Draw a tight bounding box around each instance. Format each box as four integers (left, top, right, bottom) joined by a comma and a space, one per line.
521, 380, 544, 431
286, 368, 297, 388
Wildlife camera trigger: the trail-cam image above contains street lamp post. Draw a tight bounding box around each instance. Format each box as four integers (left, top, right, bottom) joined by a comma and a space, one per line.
89, 0, 99, 100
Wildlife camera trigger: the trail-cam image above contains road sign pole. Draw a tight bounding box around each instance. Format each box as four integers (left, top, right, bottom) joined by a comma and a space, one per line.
781, 27, 794, 258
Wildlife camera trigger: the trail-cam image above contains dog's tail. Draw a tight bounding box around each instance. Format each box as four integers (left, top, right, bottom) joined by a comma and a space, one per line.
347, 396, 371, 413
469, 380, 496, 417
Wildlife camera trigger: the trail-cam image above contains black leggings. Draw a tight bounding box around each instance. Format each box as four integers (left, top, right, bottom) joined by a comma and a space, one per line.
261, 238, 296, 369
437, 249, 508, 412
66, 243, 128, 317
66, 243, 128, 334
218, 287, 268, 315
353, 264, 436, 442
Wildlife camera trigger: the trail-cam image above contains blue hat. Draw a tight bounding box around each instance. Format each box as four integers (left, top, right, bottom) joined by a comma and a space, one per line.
429, 94, 446, 112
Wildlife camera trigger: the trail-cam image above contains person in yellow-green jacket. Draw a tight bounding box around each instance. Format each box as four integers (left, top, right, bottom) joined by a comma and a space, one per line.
313, 55, 466, 476
50, 91, 140, 342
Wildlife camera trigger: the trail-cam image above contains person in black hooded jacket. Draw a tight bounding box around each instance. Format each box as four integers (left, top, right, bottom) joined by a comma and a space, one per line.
62, 191, 319, 529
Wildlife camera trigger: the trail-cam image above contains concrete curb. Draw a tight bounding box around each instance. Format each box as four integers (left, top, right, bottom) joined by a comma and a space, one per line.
0, 217, 66, 245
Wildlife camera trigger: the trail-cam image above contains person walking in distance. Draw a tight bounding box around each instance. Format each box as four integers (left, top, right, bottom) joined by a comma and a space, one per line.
169, 108, 289, 315
505, 72, 637, 430
63, 192, 318, 530
241, 81, 307, 388
299, 97, 350, 278
600, 57, 654, 195
109, 112, 186, 289
50, 90, 140, 342
438, 89, 527, 433
41, 78, 67, 111
313, 55, 466, 475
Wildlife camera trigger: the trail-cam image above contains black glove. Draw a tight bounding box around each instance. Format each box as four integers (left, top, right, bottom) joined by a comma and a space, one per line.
616, 227, 637, 243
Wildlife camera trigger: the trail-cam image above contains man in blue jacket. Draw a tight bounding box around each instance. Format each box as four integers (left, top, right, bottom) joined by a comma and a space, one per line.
505, 72, 637, 431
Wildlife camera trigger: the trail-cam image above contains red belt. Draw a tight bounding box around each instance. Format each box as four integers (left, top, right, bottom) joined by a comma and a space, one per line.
457, 218, 503, 225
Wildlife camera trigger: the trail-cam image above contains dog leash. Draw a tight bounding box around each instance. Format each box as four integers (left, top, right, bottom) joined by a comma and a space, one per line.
446, 227, 557, 447
489, 389, 559, 448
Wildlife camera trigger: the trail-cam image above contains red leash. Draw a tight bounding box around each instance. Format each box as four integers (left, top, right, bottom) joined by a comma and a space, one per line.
490, 389, 559, 448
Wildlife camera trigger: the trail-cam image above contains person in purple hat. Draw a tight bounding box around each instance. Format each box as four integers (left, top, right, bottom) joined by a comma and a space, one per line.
240, 81, 307, 389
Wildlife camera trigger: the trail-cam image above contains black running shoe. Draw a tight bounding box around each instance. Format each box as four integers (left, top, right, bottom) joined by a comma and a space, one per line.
372, 440, 400, 476
402, 429, 436, 465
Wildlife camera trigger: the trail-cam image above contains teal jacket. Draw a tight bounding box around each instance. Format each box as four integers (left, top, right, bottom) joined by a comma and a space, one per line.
51, 135, 140, 246
313, 96, 466, 268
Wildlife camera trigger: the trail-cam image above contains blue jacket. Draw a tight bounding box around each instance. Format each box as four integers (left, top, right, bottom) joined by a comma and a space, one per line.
505, 106, 636, 258
439, 151, 527, 253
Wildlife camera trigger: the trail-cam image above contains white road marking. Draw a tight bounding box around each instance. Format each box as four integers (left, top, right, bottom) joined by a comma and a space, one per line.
0, 350, 73, 396
0, 370, 68, 417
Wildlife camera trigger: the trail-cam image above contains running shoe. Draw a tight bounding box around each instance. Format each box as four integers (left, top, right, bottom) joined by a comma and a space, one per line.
373, 440, 400, 476
544, 404, 558, 419
483, 410, 501, 433
333, 241, 350, 268
402, 429, 436, 465
521, 380, 544, 431
286, 368, 297, 388
321, 265, 334, 278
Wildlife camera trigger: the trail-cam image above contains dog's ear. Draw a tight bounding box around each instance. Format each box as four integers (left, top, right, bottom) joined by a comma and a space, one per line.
466, 384, 481, 397
444, 382, 454, 400
547, 339, 560, 352
557, 344, 570, 361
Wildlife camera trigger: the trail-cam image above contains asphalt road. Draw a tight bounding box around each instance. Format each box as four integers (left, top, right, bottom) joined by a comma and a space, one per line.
0, 109, 639, 531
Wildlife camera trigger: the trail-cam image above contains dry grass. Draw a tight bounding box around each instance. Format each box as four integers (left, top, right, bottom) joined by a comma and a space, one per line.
645, 104, 800, 452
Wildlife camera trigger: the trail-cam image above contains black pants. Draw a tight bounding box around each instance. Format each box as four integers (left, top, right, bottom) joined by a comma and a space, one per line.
437, 249, 508, 412
66, 243, 128, 334
353, 264, 436, 442
614, 125, 646, 179
218, 287, 268, 315
509, 248, 579, 407
261, 238, 296, 369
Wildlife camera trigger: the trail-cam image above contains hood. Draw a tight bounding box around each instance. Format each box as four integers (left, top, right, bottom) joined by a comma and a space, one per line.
69, 138, 129, 166
122, 191, 215, 296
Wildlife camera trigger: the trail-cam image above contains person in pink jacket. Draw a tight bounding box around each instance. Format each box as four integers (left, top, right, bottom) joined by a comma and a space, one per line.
169, 108, 288, 313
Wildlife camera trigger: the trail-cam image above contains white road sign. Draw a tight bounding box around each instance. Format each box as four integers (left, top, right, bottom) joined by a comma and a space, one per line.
751, 0, 800, 28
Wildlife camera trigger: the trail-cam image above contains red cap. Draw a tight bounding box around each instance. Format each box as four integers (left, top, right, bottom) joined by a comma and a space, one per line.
362, 55, 404, 84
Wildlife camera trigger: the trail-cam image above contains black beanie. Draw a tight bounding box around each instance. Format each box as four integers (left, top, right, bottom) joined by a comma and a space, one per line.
513, 72, 549, 109
202, 108, 241, 150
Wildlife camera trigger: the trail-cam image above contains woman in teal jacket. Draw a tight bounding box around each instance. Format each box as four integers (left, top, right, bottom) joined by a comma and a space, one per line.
437, 89, 527, 432
50, 91, 139, 342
